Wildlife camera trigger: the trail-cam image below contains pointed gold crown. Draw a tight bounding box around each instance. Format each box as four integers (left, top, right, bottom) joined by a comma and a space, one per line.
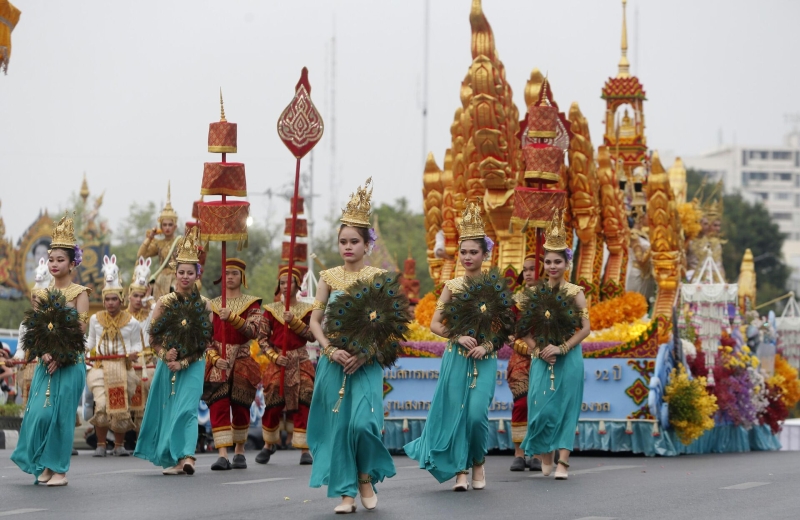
702, 181, 723, 220
172, 226, 201, 267
50, 212, 77, 250
340, 177, 373, 228
158, 181, 179, 224
543, 209, 568, 251
457, 200, 486, 241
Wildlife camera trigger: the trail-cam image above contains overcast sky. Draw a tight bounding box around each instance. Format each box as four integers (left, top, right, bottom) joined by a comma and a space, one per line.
1, 0, 799, 242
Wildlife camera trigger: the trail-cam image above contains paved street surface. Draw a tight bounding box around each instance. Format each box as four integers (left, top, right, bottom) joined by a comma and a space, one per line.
1, 449, 799, 520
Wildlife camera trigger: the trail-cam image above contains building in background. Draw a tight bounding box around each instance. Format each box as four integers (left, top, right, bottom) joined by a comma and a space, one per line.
683, 130, 800, 293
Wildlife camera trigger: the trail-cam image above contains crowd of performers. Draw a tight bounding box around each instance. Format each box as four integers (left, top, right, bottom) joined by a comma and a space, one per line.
7, 179, 591, 514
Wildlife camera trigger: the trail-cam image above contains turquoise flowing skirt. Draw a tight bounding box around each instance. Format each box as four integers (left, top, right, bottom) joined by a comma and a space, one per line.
308, 357, 396, 498
404, 344, 497, 483
522, 345, 584, 455
133, 358, 204, 468
11, 359, 85, 481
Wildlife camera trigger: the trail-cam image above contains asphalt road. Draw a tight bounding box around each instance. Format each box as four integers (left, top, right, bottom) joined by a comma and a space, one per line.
1, 449, 799, 520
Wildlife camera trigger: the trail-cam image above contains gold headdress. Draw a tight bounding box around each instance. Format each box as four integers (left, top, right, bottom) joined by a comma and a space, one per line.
128, 279, 147, 295
543, 209, 568, 251
172, 226, 202, 267
457, 200, 486, 241
340, 177, 373, 228
158, 181, 179, 224
700, 180, 723, 220
50, 212, 77, 250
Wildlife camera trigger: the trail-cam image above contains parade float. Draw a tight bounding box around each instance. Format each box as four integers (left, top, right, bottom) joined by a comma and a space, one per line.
384, 0, 800, 456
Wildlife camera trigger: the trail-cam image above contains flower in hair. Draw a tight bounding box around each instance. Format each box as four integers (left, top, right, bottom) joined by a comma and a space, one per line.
564, 247, 573, 263
485, 236, 495, 254
196, 263, 203, 277
74, 245, 83, 267
368, 227, 378, 244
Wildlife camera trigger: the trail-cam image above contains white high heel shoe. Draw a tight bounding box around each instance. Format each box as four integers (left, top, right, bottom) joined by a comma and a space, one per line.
452, 473, 470, 491
334, 501, 357, 514
359, 477, 377, 510
472, 465, 486, 490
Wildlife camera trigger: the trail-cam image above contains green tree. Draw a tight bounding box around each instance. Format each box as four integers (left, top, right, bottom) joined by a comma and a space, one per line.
686, 169, 790, 313
0, 299, 27, 330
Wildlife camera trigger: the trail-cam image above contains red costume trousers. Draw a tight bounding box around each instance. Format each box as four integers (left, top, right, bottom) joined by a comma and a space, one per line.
511, 395, 528, 444
209, 398, 251, 448
261, 403, 310, 449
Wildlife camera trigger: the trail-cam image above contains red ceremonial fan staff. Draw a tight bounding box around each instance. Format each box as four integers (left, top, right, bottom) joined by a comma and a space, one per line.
276, 67, 324, 397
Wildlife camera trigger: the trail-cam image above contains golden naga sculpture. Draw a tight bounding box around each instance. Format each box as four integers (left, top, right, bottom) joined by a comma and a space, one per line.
596, 146, 629, 300
645, 152, 681, 341
738, 248, 757, 315
567, 102, 601, 304
423, 152, 445, 281
423, 0, 522, 283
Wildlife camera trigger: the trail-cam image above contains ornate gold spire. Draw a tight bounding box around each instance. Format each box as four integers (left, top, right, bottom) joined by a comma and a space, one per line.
219, 88, 227, 123
173, 226, 201, 267
457, 200, 486, 241
50, 212, 77, 250
80, 173, 90, 203
340, 177, 373, 228
617, 0, 630, 78
158, 181, 178, 224
543, 209, 568, 252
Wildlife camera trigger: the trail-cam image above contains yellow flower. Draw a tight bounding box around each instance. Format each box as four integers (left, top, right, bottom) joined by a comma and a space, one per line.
665, 364, 718, 445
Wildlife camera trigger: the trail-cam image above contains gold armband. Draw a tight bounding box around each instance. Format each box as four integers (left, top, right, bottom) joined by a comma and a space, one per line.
311, 300, 326, 311
481, 341, 495, 354
288, 316, 307, 334
579, 308, 589, 320
435, 300, 446, 311
322, 345, 338, 362
207, 350, 220, 367
180, 358, 189, 370
512, 339, 528, 356
78, 312, 89, 324
227, 314, 245, 329
265, 349, 279, 363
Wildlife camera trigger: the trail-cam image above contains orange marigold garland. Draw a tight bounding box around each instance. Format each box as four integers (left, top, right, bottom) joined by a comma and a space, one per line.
772, 354, 800, 409
414, 292, 437, 329
589, 291, 649, 331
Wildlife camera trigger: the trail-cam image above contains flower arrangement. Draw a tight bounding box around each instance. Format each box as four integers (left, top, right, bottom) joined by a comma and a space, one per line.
677, 202, 703, 241
760, 380, 789, 434
586, 317, 651, 343
771, 354, 800, 409
589, 292, 648, 331
405, 321, 442, 342
664, 364, 717, 445
414, 292, 437, 329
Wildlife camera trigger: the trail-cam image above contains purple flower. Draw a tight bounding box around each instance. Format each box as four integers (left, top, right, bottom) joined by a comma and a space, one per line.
74, 245, 83, 267
564, 247, 573, 263
485, 236, 495, 253
196, 263, 203, 277
368, 227, 378, 245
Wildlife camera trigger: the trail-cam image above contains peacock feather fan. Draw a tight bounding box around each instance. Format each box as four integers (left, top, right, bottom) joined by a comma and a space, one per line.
515, 281, 581, 349
22, 288, 87, 366
323, 271, 412, 368
149, 291, 212, 361
441, 268, 515, 351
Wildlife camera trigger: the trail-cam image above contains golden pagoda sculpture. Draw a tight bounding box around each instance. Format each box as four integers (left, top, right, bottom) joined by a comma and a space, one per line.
422, 0, 522, 283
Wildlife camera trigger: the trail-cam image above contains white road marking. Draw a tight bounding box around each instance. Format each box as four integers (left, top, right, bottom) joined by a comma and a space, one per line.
721, 481, 770, 490
574, 517, 617, 520
530, 464, 641, 478
0, 510, 48, 517
84, 469, 154, 477
222, 477, 294, 485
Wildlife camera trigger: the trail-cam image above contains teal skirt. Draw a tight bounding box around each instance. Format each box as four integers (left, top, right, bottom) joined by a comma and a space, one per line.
404, 344, 497, 483
522, 345, 584, 455
11, 359, 86, 481
133, 358, 204, 468
308, 357, 396, 498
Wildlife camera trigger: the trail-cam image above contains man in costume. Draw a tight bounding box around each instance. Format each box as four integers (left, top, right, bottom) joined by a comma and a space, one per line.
85, 277, 143, 457
127, 272, 154, 431
256, 265, 314, 465
204, 258, 264, 471
137, 183, 183, 301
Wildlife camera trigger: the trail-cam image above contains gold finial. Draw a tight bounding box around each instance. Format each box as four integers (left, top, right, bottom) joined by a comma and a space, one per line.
340, 177, 373, 228
219, 88, 227, 123
80, 173, 90, 203
524, 68, 545, 108
543, 209, 568, 252
539, 73, 550, 106
457, 200, 486, 241
158, 181, 178, 224
617, 0, 630, 78
50, 212, 78, 250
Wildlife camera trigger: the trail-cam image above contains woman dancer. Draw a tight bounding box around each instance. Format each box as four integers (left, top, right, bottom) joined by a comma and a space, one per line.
307, 178, 396, 514
519, 210, 590, 480
134, 227, 213, 475
405, 201, 514, 491
12, 214, 90, 486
